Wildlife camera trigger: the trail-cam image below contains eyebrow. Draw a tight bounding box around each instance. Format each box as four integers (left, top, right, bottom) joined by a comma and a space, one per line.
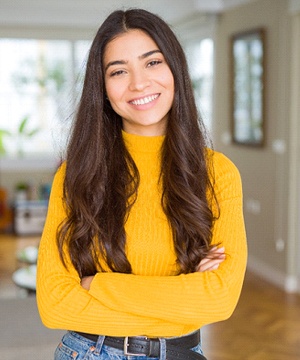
104, 49, 162, 72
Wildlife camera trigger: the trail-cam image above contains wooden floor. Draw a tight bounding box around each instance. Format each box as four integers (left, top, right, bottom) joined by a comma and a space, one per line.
202, 272, 300, 359
1, 234, 300, 359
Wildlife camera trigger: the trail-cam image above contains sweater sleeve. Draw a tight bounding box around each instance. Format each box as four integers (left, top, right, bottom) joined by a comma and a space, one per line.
36, 164, 184, 336
88, 152, 247, 328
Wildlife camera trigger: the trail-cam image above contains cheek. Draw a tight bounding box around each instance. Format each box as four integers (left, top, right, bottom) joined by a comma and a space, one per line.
105, 81, 126, 104
165, 77, 175, 100
105, 82, 114, 100
105, 84, 126, 117
162, 71, 175, 93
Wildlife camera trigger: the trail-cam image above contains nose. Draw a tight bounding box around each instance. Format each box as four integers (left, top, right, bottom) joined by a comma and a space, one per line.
128, 69, 151, 91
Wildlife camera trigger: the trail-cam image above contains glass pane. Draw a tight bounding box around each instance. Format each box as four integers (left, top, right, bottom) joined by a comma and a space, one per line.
0, 39, 73, 156
185, 39, 214, 132
74, 40, 91, 94
0, 39, 72, 154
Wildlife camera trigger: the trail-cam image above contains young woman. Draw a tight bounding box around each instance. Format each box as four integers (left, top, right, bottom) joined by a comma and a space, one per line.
36, 8, 247, 360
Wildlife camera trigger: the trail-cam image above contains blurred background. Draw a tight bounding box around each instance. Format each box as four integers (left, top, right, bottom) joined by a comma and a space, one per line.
0, 0, 300, 359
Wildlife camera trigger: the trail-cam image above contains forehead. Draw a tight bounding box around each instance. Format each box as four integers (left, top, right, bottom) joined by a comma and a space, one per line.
103, 30, 159, 61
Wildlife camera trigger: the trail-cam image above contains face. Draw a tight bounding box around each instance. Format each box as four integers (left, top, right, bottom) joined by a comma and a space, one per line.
103, 29, 174, 136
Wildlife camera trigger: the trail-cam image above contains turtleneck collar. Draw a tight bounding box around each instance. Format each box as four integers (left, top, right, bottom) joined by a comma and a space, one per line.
122, 130, 165, 154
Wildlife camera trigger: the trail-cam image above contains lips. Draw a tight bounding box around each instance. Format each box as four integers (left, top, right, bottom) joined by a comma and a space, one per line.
129, 94, 159, 106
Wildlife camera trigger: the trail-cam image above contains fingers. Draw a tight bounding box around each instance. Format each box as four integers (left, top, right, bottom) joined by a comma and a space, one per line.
197, 247, 226, 272
197, 258, 224, 272
209, 246, 225, 256
198, 258, 223, 272
81, 275, 94, 290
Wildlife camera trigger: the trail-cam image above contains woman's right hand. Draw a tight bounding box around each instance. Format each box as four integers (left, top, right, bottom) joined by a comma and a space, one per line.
197, 246, 225, 272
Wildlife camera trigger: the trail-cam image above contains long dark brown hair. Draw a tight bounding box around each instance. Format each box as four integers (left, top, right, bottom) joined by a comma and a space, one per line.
57, 8, 218, 278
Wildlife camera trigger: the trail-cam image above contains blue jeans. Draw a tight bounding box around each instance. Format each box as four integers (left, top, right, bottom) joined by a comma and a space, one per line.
54, 331, 204, 360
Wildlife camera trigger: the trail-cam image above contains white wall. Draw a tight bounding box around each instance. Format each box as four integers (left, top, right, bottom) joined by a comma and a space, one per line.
213, 0, 300, 292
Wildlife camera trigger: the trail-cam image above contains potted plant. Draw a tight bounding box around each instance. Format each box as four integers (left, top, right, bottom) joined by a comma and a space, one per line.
17, 115, 39, 156
0, 129, 11, 155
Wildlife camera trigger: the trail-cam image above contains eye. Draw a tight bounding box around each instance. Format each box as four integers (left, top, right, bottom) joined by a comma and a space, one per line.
147, 60, 163, 67
110, 69, 126, 77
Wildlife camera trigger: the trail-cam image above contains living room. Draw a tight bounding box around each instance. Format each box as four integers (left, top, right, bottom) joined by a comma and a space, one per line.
0, 0, 300, 359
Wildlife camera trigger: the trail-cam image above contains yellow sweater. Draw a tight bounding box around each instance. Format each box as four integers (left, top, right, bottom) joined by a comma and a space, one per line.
37, 131, 247, 337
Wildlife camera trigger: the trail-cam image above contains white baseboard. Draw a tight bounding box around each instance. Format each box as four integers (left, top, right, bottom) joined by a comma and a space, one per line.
247, 255, 300, 293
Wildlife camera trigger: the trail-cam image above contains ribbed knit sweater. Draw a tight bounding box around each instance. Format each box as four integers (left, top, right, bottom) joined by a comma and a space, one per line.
37, 131, 247, 337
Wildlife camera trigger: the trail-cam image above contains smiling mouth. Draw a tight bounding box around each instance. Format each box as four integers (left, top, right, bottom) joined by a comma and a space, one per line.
129, 94, 159, 106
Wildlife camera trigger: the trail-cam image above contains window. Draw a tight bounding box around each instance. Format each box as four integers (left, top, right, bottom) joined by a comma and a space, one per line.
185, 38, 214, 133
0, 38, 90, 157
0, 37, 214, 157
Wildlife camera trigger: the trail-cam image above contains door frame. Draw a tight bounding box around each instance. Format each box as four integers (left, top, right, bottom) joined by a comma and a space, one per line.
287, 12, 300, 292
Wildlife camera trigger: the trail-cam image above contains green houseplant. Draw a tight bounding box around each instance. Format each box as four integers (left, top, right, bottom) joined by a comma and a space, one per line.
17, 115, 39, 156
0, 129, 11, 155
0, 115, 39, 156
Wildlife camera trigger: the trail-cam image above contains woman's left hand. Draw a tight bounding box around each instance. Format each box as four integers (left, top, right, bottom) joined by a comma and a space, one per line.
81, 276, 94, 290
197, 246, 225, 272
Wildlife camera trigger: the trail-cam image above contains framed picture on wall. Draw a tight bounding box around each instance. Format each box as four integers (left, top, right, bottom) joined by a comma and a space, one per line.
230, 28, 266, 146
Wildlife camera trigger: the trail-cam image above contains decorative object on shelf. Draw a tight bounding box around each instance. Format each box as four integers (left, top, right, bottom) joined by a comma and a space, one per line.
0, 187, 13, 232
12, 264, 37, 293
230, 28, 266, 147
39, 182, 52, 201
15, 182, 29, 202
14, 200, 48, 235
16, 245, 38, 264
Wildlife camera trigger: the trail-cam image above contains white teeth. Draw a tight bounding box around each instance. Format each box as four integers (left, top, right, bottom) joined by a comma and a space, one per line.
131, 94, 159, 105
